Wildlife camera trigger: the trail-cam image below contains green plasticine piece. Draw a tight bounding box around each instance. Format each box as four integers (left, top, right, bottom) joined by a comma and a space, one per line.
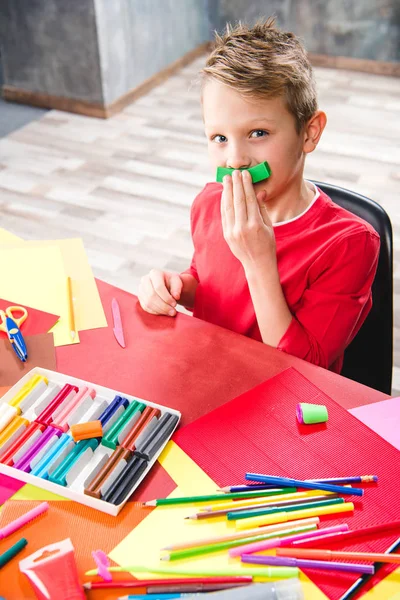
216, 161, 271, 184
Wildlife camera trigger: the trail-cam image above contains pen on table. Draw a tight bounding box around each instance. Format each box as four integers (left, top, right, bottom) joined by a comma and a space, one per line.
245, 473, 363, 497
278, 547, 400, 564
0, 538, 28, 569
219, 476, 378, 493
0, 502, 48, 539
241, 554, 374, 575
289, 520, 400, 548
67, 276, 76, 340
339, 536, 400, 600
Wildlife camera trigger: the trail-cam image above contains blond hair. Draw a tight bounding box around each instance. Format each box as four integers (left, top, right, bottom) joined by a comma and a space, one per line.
201, 18, 317, 132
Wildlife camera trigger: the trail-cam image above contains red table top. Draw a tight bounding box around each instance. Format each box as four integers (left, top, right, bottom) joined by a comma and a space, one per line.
56, 279, 388, 427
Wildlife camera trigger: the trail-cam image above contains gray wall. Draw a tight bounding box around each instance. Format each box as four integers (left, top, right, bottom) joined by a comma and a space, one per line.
94, 0, 212, 105
218, 0, 400, 63
0, 0, 104, 103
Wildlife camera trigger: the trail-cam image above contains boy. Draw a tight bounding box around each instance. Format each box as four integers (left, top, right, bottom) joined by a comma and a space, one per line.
138, 18, 379, 373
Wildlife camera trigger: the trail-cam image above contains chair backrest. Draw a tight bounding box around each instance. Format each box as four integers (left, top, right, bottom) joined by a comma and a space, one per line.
311, 181, 393, 394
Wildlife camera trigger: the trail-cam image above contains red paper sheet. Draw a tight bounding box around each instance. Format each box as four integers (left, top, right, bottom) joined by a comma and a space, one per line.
0, 299, 59, 337
174, 367, 400, 600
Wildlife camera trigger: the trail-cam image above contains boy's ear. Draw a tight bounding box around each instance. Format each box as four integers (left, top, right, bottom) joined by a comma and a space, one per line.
303, 111, 327, 154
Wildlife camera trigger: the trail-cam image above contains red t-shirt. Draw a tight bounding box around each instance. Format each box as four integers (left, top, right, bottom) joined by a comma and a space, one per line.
183, 182, 380, 373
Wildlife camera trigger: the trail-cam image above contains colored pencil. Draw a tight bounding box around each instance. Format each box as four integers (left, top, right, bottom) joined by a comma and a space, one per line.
143, 487, 296, 506
339, 536, 400, 600
235, 502, 354, 530
84, 565, 299, 579
278, 547, 400, 564
229, 524, 349, 558
161, 523, 317, 561
241, 554, 374, 575
203, 489, 338, 512
219, 476, 377, 493
227, 498, 344, 521
290, 520, 400, 548
187, 494, 338, 520
245, 473, 363, 497
161, 517, 320, 551
0, 538, 28, 568
83, 577, 253, 591
67, 276, 76, 340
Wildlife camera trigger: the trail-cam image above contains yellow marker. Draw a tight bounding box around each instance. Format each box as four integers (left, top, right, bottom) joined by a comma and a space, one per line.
205, 489, 338, 512
235, 502, 354, 530
0, 416, 29, 451
8, 375, 48, 409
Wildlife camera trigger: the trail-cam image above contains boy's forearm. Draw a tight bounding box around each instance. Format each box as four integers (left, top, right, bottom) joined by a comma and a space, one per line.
178, 273, 199, 310
244, 260, 292, 347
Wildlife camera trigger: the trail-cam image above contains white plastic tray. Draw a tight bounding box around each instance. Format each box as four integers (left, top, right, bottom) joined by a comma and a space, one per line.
0, 367, 181, 516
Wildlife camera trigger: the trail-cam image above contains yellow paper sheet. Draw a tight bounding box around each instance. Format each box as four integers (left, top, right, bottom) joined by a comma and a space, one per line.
109, 441, 326, 599
0, 244, 79, 346
0, 228, 21, 242
0, 239, 107, 334
12, 483, 66, 502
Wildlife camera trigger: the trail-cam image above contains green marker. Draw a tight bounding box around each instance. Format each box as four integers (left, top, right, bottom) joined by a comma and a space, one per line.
227, 497, 344, 521
216, 161, 271, 183
0, 537, 27, 568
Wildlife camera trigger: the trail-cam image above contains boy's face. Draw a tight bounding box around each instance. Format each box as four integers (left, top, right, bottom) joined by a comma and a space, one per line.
202, 79, 309, 200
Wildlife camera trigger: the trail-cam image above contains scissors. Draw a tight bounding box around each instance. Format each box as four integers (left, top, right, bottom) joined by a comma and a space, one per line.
0, 305, 28, 362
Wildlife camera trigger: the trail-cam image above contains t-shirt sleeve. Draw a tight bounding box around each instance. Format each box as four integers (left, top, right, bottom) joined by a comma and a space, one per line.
277, 230, 380, 369
181, 253, 199, 282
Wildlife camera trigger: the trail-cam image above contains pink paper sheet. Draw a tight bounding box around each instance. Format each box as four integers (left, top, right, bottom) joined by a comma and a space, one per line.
349, 397, 400, 450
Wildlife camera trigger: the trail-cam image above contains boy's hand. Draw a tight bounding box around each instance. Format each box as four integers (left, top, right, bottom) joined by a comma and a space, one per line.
221, 169, 276, 270
138, 269, 183, 317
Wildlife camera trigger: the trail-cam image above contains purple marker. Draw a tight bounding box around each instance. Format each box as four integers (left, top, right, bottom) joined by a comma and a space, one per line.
13, 427, 62, 473
241, 554, 375, 575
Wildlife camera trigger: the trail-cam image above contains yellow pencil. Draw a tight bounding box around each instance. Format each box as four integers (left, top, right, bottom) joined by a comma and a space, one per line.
235, 502, 354, 530
67, 276, 76, 340
203, 489, 338, 512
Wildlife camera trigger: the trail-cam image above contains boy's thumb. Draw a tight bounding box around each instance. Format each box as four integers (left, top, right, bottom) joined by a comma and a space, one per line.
169, 274, 183, 300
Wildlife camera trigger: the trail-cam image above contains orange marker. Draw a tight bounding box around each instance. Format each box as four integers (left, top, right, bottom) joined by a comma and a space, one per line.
70, 420, 103, 442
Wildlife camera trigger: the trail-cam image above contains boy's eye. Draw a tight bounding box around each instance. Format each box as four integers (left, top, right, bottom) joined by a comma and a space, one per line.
250, 129, 268, 138
212, 134, 227, 144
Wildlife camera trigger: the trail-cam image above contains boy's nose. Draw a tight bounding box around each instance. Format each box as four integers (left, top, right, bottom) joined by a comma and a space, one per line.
227, 154, 251, 170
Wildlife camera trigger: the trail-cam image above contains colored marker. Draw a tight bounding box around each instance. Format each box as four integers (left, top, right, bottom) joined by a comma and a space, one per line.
246, 473, 363, 497
0, 502, 48, 539
35, 383, 78, 426
278, 547, 400, 564
85, 565, 298, 579
0, 422, 46, 466
49, 438, 99, 486
204, 489, 339, 512
241, 554, 374, 574
102, 400, 145, 450
85, 446, 133, 499
135, 412, 179, 461
0, 538, 28, 569
229, 524, 349, 558
121, 405, 161, 451
290, 520, 400, 547
52, 386, 96, 432
84, 576, 254, 591
235, 502, 354, 530
227, 498, 344, 521
30, 433, 74, 479
13, 427, 62, 472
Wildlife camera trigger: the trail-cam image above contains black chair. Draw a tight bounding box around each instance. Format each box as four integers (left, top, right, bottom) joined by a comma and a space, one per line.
311, 181, 393, 394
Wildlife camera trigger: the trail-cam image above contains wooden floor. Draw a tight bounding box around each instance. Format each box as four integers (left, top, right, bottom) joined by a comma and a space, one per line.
0, 57, 399, 391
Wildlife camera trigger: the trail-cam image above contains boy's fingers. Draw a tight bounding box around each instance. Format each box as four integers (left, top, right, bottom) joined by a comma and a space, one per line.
232, 169, 248, 224
242, 170, 259, 222
168, 274, 183, 300
222, 175, 235, 230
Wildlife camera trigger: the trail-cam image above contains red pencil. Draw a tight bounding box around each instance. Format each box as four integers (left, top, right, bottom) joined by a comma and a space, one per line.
290, 520, 400, 548
83, 576, 253, 590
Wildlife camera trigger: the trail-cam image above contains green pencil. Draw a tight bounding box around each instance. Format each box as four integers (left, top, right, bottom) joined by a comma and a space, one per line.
227, 497, 345, 521
160, 523, 317, 561
143, 487, 296, 506
85, 563, 299, 579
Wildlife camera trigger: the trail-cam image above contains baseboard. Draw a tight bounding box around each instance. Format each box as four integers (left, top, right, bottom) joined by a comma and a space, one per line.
309, 53, 400, 77
2, 41, 210, 119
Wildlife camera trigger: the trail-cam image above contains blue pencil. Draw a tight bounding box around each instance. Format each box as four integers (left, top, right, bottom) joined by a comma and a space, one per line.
220, 476, 377, 493
245, 473, 364, 496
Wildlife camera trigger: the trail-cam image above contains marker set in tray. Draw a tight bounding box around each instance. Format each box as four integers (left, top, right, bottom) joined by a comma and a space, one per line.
0, 368, 181, 515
